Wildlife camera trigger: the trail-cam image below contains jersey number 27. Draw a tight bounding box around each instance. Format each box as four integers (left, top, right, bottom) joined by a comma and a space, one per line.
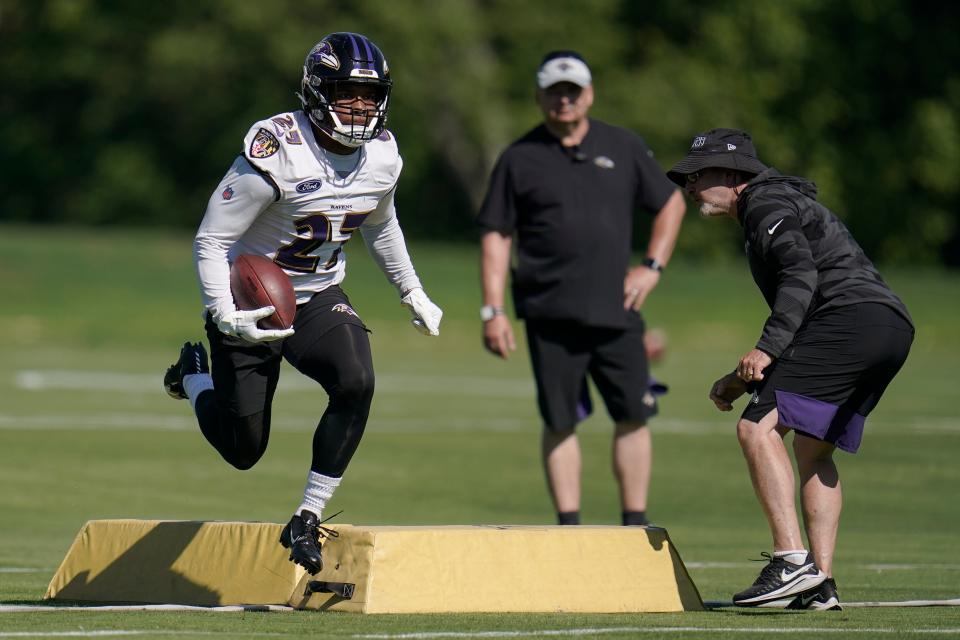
274, 211, 370, 273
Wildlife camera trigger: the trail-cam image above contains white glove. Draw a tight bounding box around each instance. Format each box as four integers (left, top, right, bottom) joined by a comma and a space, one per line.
400, 288, 442, 336
214, 305, 295, 343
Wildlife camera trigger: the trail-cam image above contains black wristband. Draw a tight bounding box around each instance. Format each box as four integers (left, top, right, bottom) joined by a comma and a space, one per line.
641, 257, 664, 272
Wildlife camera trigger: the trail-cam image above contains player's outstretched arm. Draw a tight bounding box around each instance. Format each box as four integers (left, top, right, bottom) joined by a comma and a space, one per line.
359, 192, 442, 336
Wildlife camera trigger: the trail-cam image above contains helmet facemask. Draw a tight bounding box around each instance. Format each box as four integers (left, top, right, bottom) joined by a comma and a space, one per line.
301, 76, 391, 148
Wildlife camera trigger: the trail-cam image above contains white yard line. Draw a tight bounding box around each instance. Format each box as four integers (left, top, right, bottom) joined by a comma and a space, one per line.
0, 634, 190, 638
705, 599, 960, 609
2, 628, 960, 638
351, 628, 960, 639
864, 563, 960, 571
0, 568, 48, 573
14, 370, 536, 398
0, 604, 292, 613
0, 632, 285, 638
688, 561, 960, 571
11, 369, 959, 436
0, 413, 535, 433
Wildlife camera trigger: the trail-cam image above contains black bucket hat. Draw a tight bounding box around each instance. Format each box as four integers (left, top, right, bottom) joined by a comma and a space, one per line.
667, 128, 768, 186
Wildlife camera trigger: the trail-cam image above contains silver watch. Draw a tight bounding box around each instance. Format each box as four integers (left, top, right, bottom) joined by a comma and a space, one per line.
480, 305, 504, 322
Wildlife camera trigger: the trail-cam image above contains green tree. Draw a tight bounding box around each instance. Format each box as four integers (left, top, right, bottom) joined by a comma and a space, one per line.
1, 0, 957, 264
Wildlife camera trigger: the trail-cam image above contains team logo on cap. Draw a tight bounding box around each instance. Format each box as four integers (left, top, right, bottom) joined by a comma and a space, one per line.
727, 143, 737, 151
692, 136, 706, 149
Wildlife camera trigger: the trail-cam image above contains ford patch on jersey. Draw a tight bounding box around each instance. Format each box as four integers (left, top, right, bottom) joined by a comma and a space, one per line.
296, 180, 322, 193
250, 128, 280, 159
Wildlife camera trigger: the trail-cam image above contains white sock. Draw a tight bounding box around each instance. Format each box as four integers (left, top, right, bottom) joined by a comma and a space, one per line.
296, 471, 341, 518
774, 549, 810, 565
183, 373, 214, 410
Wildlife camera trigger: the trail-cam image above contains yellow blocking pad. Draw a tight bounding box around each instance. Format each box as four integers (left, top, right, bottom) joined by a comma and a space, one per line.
44, 521, 702, 612
290, 525, 703, 613
44, 520, 303, 606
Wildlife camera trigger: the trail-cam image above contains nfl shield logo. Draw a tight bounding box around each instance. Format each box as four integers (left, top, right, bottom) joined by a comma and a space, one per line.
222, 185, 234, 200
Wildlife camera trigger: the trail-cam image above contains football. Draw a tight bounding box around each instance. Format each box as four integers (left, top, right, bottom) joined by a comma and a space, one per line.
229, 254, 297, 330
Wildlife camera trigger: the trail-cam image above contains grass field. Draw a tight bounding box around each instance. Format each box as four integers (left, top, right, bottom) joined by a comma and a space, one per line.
1, 223, 959, 638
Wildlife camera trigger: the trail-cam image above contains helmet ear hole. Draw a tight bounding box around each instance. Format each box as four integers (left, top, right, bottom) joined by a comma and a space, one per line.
299, 33, 393, 147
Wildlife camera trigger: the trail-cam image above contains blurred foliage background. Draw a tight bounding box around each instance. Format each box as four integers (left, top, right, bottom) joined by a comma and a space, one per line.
1, 0, 958, 265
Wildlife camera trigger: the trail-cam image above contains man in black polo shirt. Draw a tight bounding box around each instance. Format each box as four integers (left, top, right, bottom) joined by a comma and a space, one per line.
668, 128, 914, 610
477, 50, 686, 527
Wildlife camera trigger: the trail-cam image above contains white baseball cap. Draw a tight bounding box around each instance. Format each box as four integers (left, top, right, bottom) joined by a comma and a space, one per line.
536, 51, 592, 89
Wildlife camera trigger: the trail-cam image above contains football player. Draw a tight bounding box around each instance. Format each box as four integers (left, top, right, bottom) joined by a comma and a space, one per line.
164, 32, 442, 574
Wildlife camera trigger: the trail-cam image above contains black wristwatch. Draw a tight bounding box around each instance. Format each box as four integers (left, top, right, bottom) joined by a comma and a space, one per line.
642, 257, 664, 272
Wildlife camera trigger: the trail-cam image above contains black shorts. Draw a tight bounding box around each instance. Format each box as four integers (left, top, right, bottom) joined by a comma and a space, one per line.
741, 303, 913, 453
205, 285, 368, 418
525, 314, 656, 432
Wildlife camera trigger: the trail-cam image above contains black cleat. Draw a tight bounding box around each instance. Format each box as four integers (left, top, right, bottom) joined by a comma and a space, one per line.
164, 341, 209, 400
733, 551, 826, 607
279, 510, 339, 575
786, 578, 843, 611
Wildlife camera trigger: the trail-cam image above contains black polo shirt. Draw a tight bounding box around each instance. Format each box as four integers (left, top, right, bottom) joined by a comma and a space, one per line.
477, 119, 676, 328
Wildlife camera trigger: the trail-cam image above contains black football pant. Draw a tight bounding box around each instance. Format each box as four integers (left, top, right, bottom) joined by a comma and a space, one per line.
194, 286, 374, 477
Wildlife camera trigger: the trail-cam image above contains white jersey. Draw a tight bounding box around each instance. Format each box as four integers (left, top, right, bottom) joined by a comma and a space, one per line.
195, 110, 421, 315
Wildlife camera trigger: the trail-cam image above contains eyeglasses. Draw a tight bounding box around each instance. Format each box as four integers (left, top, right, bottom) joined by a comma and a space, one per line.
685, 172, 701, 185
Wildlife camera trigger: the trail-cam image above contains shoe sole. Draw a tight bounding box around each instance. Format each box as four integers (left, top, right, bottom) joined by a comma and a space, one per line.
761, 596, 843, 611
755, 597, 793, 609
734, 572, 827, 607
806, 597, 842, 611
163, 364, 186, 399
279, 536, 322, 575
287, 553, 322, 575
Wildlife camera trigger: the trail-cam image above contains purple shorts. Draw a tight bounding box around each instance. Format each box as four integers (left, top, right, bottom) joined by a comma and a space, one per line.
741, 303, 913, 453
